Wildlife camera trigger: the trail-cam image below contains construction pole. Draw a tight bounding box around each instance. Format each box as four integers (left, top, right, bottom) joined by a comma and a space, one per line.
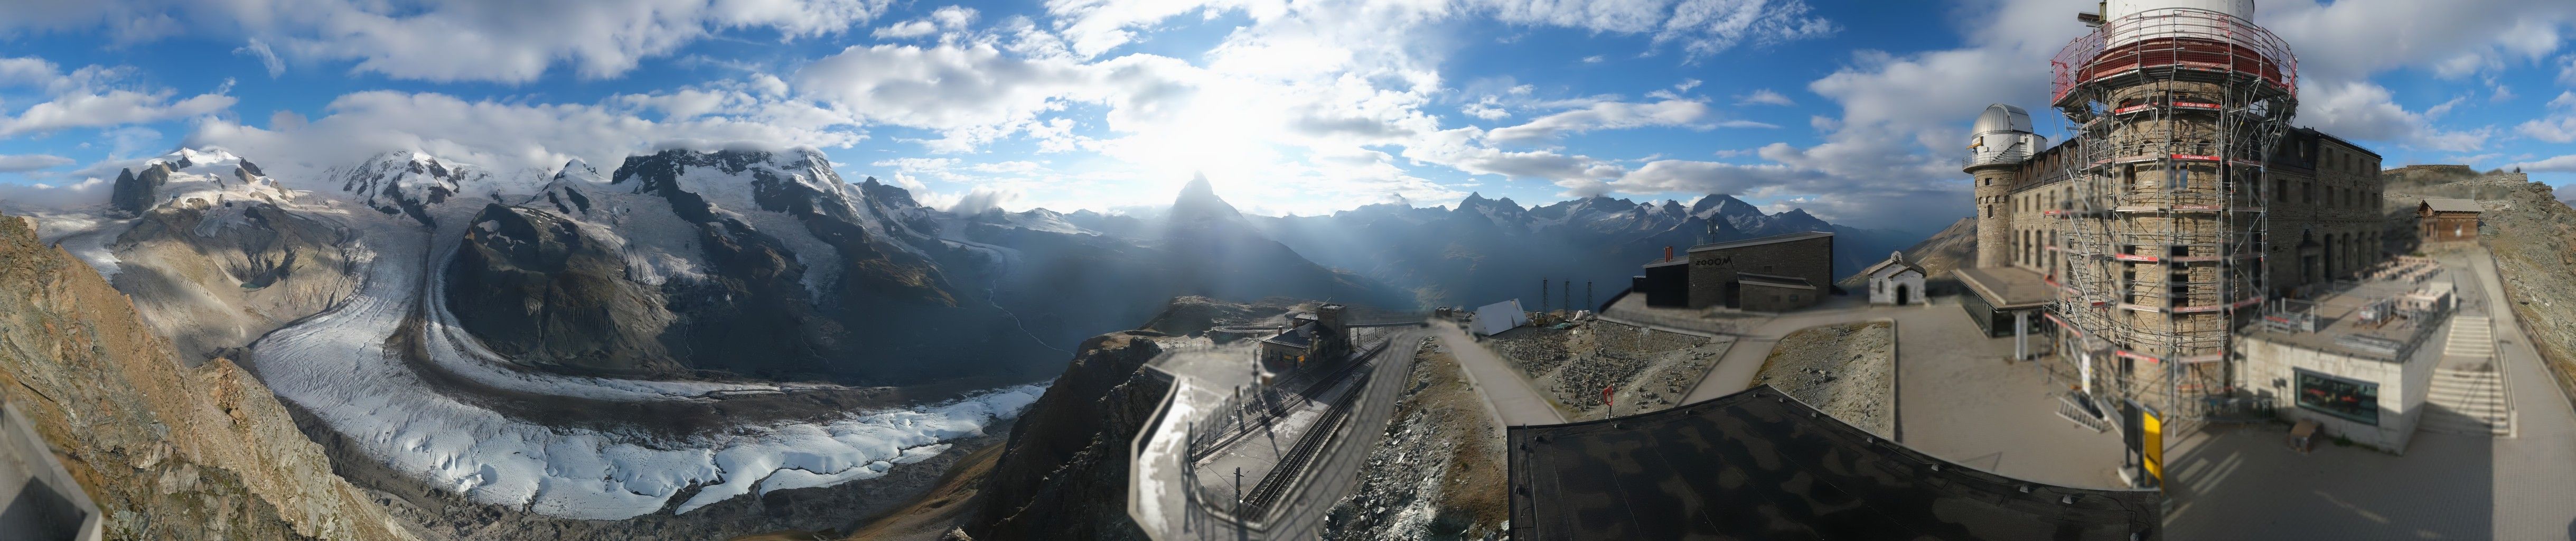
1587, 282, 1594, 312
1563, 281, 1571, 314
1542, 279, 1550, 312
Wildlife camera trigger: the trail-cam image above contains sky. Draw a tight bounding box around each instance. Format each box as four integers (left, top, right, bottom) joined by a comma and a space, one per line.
1, 0, 2572, 235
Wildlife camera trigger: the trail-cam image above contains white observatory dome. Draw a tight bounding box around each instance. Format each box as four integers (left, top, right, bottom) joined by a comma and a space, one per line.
1972, 104, 2034, 136
1966, 104, 2044, 168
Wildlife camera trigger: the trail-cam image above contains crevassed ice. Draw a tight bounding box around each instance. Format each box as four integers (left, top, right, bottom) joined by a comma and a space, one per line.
251, 209, 1046, 520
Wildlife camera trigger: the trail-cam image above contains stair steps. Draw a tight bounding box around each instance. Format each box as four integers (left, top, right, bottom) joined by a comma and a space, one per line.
2423, 316, 2511, 436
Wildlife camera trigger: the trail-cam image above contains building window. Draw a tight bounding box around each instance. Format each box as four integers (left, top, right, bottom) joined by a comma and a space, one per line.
2296, 370, 2380, 425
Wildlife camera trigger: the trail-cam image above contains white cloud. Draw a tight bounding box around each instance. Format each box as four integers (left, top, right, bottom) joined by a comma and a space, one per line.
183, 89, 861, 182
0, 154, 75, 172
0, 55, 238, 138
1735, 88, 1792, 107
236, 39, 286, 78
1485, 99, 1713, 144
1581, 54, 1605, 63
873, 20, 938, 39
5, 0, 893, 83
794, 42, 1106, 152
2260, 0, 2576, 85
2301, 81, 2491, 152
2516, 91, 2576, 143
2507, 154, 2576, 173
1470, 0, 1836, 59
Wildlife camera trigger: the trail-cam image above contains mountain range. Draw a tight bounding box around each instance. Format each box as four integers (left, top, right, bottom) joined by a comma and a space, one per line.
1251, 191, 1918, 310
3, 144, 1922, 524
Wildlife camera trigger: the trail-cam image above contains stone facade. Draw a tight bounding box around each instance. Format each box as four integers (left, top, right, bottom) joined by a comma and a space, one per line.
1685, 232, 1834, 310
1981, 127, 2385, 299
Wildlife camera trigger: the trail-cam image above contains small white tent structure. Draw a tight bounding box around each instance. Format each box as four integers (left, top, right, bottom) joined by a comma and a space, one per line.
1472, 299, 1530, 336
1863, 251, 1928, 306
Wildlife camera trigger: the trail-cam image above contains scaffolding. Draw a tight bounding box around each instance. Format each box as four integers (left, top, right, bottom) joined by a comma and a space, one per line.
2048, 7, 2296, 419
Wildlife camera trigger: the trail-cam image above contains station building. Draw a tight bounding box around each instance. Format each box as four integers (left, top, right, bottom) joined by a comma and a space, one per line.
1636, 231, 1835, 313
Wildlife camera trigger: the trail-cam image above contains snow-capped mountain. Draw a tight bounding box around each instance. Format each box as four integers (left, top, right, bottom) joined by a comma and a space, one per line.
108, 147, 295, 217
5, 143, 1409, 524
1254, 192, 1913, 309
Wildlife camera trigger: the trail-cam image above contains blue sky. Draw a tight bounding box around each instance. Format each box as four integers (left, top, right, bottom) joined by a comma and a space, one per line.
2, 0, 2572, 235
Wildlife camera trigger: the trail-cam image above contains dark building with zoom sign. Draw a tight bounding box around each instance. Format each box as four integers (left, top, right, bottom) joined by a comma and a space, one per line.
1507, 385, 2163, 540
1681, 231, 1835, 311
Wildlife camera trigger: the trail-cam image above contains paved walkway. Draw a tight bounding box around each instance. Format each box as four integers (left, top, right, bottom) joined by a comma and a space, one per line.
1432, 321, 1566, 427
1633, 294, 2126, 488
2162, 247, 2576, 539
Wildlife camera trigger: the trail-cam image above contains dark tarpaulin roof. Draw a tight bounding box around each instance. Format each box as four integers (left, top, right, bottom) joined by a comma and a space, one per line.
1508, 385, 2162, 540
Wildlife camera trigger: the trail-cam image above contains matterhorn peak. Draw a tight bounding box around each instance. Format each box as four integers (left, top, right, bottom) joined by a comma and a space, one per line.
1169, 173, 1243, 222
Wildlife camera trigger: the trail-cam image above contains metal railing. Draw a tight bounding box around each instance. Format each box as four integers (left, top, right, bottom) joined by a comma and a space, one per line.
2052, 7, 2298, 105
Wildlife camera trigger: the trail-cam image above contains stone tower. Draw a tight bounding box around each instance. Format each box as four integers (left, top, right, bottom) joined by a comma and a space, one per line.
1965, 104, 2040, 269
2049, 0, 2294, 414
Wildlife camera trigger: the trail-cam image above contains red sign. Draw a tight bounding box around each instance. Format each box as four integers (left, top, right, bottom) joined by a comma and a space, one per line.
2169, 154, 2222, 162
1603, 385, 1615, 406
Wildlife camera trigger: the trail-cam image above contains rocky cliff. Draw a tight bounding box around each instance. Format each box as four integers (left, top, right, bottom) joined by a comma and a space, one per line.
446, 203, 681, 376
0, 213, 415, 540
965, 330, 1172, 540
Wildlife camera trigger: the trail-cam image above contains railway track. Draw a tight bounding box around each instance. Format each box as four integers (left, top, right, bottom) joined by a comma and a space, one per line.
1238, 367, 1372, 518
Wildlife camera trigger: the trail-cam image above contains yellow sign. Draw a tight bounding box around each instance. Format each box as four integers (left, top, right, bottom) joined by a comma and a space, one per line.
2143, 410, 2164, 485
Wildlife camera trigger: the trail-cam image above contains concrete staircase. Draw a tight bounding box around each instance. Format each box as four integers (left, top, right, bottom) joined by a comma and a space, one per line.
2423, 316, 2512, 436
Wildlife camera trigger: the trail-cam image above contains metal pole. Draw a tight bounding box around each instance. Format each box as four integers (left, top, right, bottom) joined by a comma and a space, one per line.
1543, 279, 1550, 312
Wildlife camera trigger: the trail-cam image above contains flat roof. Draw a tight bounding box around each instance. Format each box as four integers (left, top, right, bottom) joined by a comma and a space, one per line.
1956, 266, 2055, 309
2245, 278, 2446, 362
1644, 258, 1689, 268
1507, 385, 2161, 540
1687, 231, 1833, 253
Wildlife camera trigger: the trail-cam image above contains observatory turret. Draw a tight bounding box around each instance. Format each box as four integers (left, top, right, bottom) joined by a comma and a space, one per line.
1966, 104, 2041, 268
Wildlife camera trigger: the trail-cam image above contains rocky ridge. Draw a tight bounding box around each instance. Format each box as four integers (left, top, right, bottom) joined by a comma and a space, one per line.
0, 213, 416, 540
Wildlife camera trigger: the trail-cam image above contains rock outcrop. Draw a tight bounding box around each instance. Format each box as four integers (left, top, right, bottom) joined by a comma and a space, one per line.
0, 213, 415, 540
967, 330, 1173, 540
446, 203, 680, 376
109, 199, 363, 365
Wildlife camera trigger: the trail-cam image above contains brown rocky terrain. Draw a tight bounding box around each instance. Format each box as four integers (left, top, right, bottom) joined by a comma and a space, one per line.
0, 213, 414, 539
1486, 319, 1728, 419
1318, 339, 1509, 540
109, 199, 362, 366
1751, 321, 1896, 438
